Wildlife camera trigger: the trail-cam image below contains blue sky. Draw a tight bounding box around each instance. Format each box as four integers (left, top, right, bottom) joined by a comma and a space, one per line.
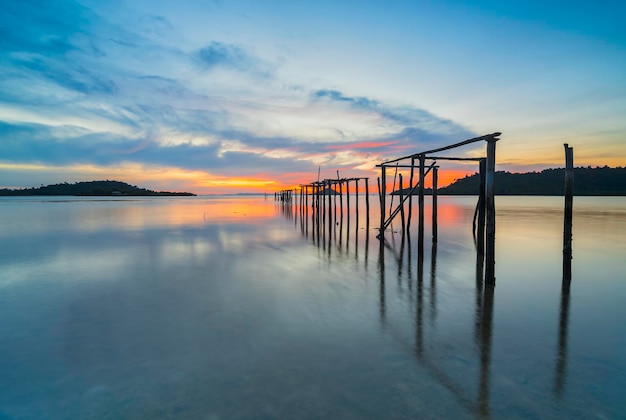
1, 0, 624, 192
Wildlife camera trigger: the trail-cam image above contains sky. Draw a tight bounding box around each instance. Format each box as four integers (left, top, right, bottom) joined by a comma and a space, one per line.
1, 0, 625, 194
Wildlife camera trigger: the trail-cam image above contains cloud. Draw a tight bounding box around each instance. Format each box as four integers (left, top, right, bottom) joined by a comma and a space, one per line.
0, 0, 486, 191
193, 42, 271, 78
312, 89, 476, 151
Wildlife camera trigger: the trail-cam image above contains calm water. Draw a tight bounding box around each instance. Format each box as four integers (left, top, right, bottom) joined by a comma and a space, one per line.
0, 195, 625, 419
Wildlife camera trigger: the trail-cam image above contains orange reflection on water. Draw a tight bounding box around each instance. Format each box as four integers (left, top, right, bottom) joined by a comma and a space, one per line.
34, 197, 280, 234
147, 197, 277, 227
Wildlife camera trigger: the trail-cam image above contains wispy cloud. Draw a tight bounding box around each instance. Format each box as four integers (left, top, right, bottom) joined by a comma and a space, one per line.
1, 0, 528, 192
195, 42, 261, 72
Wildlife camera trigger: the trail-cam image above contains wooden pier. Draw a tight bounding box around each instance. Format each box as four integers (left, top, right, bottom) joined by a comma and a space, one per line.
376, 132, 501, 286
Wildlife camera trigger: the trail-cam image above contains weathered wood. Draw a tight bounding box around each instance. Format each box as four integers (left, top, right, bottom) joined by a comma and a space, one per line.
418, 154, 426, 263
408, 157, 415, 230
432, 167, 438, 242
563, 144, 574, 291
365, 178, 370, 227
339, 180, 344, 217
424, 156, 485, 162
485, 139, 497, 286
379, 163, 435, 234
477, 159, 486, 256
378, 166, 387, 235
399, 174, 405, 233
346, 180, 351, 221
380, 132, 501, 165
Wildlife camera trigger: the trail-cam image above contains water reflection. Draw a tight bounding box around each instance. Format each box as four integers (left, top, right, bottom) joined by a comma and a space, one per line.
1, 196, 624, 418
277, 192, 372, 267
279, 196, 626, 418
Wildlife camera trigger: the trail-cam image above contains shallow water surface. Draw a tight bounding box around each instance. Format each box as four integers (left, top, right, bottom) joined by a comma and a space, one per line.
0, 195, 624, 419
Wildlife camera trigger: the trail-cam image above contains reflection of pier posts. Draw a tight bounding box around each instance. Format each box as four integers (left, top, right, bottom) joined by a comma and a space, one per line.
554, 281, 571, 398
378, 239, 386, 326
430, 238, 437, 323
555, 143, 574, 398
484, 139, 497, 286
474, 250, 484, 345
415, 239, 424, 359
478, 285, 494, 418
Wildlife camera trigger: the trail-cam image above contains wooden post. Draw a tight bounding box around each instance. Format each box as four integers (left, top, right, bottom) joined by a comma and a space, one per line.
355, 179, 360, 223
346, 179, 351, 220
432, 166, 438, 242
563, 144, 574, 291
408, 156, 415, 230
399, 173, 406, 233
321, 182, 326, 227
485, 139, 497, 286
365, 178, 370, 225
327, 180, 333, 241
339, 180, 344, 217
477, 159, 486, 256
327, 180, 332, 228
418, 154, 425, 262
378, 166, 387, 236
305, 185, 309, 235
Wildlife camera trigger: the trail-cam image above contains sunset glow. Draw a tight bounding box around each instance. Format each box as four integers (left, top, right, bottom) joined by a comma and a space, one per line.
1, 1, 624, 194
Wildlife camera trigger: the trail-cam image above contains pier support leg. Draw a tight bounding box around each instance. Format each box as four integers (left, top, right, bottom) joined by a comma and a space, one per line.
418, 154, 425, 265
432, 167, 438, 242
563, 144, 574, 291
485, 139, 497, 286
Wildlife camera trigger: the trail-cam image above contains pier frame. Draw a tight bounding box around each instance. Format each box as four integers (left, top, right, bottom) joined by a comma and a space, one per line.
376, 132, 501, 285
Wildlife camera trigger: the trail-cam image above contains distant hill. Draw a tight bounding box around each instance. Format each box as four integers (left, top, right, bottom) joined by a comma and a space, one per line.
0, 180, 196, 196
438, 167, 626, 196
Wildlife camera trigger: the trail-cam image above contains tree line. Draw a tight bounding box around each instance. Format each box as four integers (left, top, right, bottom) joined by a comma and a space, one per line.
0, 180, 195, 196
439, 166, 626, 196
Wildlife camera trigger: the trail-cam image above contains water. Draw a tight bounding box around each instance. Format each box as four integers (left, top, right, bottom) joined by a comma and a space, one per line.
0, 195, 624, 419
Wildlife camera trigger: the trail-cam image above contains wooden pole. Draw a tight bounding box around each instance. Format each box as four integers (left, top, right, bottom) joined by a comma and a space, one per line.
355, 179, 360, 223
380, 167, 386, 237
364, 178, 370, 227
399, 173, 406, 233
563, 144, 574, 291
339, 180, 344, 218
346, 180, 351, 220
418, 154, 425, 262
477, 159, 486, 256
327, 181, 333, 241
333, 181, 337, 222
485, 139, 497, 286
408, 157, 415, 230
327, 180, 332, 229
432, 167, 438, 242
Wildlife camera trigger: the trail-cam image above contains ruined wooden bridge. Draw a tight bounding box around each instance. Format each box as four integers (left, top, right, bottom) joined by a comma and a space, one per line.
274, 133, 574, 290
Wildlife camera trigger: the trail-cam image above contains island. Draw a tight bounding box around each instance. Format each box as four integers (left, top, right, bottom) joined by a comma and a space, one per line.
0, 180, 196, 196
393, 166, 626, 196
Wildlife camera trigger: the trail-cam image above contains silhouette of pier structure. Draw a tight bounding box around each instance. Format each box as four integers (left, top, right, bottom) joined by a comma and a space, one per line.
274, 140, 576, 416
376, 132, 501, 286
274, 177, 372, 250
